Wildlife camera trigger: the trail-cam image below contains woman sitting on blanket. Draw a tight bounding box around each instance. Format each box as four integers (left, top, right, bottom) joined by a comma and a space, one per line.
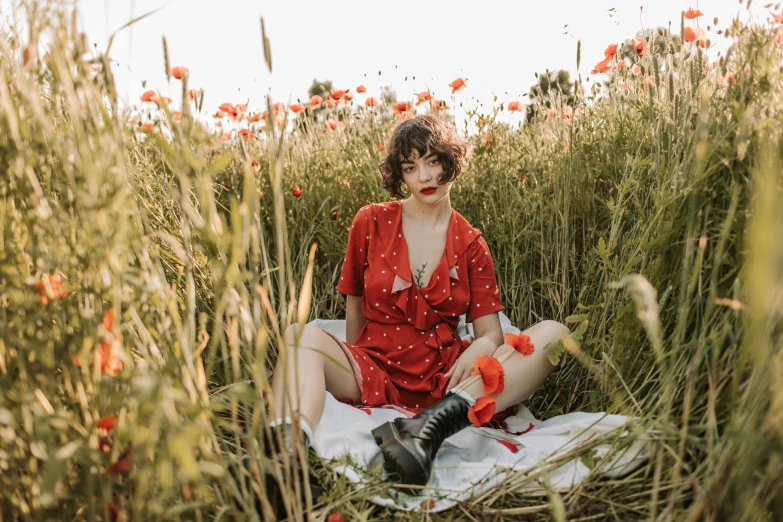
262, 114, 570, 513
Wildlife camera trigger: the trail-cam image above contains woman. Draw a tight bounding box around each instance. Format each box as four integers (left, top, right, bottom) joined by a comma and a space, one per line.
265, 115, 569, 508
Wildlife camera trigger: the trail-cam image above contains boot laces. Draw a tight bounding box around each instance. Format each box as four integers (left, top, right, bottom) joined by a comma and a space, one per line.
418, 402, 468, 442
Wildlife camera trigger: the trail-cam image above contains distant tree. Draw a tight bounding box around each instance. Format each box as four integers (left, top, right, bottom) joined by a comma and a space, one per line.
308, 79, 332, 99
526, 69, 575, 123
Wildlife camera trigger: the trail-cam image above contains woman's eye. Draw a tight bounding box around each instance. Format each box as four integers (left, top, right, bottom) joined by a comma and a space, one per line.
431, 158, 439, 164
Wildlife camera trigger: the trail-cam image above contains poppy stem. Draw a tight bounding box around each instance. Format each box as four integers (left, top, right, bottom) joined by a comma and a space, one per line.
450, 346, 515, 394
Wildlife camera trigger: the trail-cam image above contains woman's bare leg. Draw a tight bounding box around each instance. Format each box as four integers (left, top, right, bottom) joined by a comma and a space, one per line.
269, 324, 362, 431
458, 320, 569, 412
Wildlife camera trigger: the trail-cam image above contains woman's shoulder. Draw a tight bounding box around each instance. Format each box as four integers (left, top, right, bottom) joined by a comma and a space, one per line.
451, 207, 482, 239
353, 201, 400, 220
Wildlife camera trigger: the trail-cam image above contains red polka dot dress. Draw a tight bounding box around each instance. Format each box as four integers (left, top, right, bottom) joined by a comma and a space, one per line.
328, 201, 505, 417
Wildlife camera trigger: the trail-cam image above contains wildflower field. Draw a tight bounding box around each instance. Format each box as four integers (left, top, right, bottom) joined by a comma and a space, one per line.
1, 2, 782, 521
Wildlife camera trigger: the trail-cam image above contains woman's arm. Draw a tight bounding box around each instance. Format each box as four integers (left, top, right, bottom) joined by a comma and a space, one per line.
345, 295, 368, 344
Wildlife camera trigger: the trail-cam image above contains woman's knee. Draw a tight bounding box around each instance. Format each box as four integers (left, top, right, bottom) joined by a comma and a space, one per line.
281, 324, 325, 363
540, 320, 571, 338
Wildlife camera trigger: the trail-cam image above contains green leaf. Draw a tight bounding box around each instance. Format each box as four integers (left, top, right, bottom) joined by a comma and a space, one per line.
580, 448, 601, 470
544, 338, 566, 366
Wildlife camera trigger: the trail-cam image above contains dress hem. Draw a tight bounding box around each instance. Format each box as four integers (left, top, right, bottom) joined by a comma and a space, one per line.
320, 329, 417, 419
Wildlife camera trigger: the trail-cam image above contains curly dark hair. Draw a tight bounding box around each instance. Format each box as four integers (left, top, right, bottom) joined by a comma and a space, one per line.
378, 115, 473, 199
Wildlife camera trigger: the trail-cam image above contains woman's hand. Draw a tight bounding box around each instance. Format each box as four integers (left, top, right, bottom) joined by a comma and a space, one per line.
444, 337, 498, 393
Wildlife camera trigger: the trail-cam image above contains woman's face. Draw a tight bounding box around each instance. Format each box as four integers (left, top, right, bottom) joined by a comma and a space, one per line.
400, 146, 452, 202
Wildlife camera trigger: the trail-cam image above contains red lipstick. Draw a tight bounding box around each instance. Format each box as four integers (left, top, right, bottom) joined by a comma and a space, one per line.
420, 187, 437, 194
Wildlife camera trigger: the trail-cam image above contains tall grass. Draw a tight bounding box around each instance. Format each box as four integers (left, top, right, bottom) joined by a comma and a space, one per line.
0, 2, 781, 520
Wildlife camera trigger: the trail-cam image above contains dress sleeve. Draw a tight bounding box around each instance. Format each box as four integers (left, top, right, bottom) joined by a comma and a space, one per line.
465, 236, 505, 322
336, 206, 371, 296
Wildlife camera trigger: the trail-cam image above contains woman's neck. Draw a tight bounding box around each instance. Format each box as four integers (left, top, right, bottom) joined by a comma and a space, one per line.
401, 196, 452, 230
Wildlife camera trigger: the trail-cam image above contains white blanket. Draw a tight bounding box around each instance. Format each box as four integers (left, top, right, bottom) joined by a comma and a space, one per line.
307, 314, 649, 512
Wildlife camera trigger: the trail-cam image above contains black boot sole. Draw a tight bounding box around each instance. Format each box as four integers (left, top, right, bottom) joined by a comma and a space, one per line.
371, 420, 430, 488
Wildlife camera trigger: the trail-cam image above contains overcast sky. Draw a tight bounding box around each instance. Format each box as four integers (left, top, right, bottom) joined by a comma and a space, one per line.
1, 0, 771, 132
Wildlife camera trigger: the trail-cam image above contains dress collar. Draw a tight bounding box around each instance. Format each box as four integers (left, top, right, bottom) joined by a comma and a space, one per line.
374, 201, 482, 293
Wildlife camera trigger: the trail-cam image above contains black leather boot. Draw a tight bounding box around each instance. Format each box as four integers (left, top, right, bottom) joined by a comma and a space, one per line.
371, 391, 473, 488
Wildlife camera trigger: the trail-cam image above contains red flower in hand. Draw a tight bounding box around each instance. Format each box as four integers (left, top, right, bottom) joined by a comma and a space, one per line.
467, 396, 496, 427
504, 332, 534, 355
471, 355, 505, 394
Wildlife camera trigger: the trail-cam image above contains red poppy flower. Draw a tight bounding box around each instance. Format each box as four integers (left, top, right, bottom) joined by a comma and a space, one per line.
292, 185, 303, 198
171, 66, 189, 79
432, 99, 449, 111
326, 119, 345, 132
684, 27, 707, 47
155, 96, 172, 107
99, 308, 123, 376
218, 132, 231, 141
187, 88, 202, 101
140, 90, 157, 103
104, 446, 133, 476
482, 133, 493, 150
364, 97, 378, 107
171, 111, 181, 121
344, 92, 354, 102
498, 439, 518, 453
604, 44, 618, 58
356, 85, 366, 93
249, 156, 261, 173
719, 71, 737, 86
467, 396, 496, 427
141, 122, 154, 131
97, 414, 117, 432
247, 113, 262, 123
631, 37, 650, 56
631, 63, 642, 76
561, 106, 574, 119
503, 332, 535, 355
591, 56, 612, 74
392, 102, 412, 114
507, 100, 524, 112
329, 89, 346, 100
419, 500, 436, 510
772, 11, 783, 24
238, 129, 255, 139
219, 102, 236, 115
449, 77, 468, 94
327, 513, 347, 522
684, 8, 703, 19
74, 309, 122, 374
290, 103, 304, 114
398, 111, 414, 122
34, 273, 67, 304
471, 354, 505, 394
309, 95, 323, 108
415, 91, 432, 106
